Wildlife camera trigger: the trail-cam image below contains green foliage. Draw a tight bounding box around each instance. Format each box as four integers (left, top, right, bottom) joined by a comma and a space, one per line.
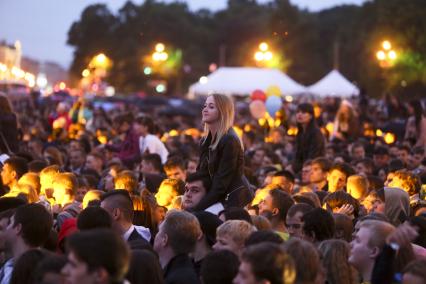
67, 0, 426, 97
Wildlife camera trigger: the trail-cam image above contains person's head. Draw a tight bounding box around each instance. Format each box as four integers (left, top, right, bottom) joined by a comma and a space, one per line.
164, 157, 187, 182
244, 230, 283, 247
28, 159, 48, 173
347, 175, 369, 200
301, 160, 312, 185
355, 158, 375, 176
384, 187, 410, 226
318, 239, 356, 284
258, 189, 294, 225
234, 243, 296, 284
333, 213, 353, 242
43, 146, 64, 167
373, 146, 390, 168
283, 238, 323, 284
18, 172, 41, 195
69, 149, 86, 170
362, 188, 386, 214
327, 162, 355, 192
133, 115, 155, 136
397, 145, 411, 165
5, 204, 53, 249
409, 146, 424, 169
193, 211, 223, 248
10, 248, 50, 284
286, 203, 313, 238
402, 260, 426, 284
202, 94, 236, 150
182, 172, 212, 210
126, 249, 164, 284
62, 229, 130, 284
1, 157, 28, 187
34, 254, 67, 284
100, 190, 134, 232
201, 250, 240, 284
213, 220, 255, 256
52, 172, 78, 206
113, 113, 134, 134
310, 157, 332, 185
349, 220, 394, 275
39, 165, 60, 195
85, 152, 104, 173
114, 170, 138, 194
302, 208, 335, 243
387, 170, 420, 196
218, 207, 253, 224
155, 178, 185, 209
154, 210, 201, 256
77, 206, 112, 231
270, 170, 295, 194
323, 191, 360, 219
296, 103, 314, 125
82, 190, 103, 209
351, 142, 366, 160
140, 154, 163, 174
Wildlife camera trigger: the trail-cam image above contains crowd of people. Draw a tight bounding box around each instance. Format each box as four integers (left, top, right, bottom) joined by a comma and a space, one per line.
0, 90, 425, 284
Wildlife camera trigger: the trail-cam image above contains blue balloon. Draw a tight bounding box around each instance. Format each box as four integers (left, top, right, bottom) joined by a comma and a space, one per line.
265, 96, 282, 117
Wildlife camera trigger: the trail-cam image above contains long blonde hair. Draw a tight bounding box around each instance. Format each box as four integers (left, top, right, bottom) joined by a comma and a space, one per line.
204, 94, 236, 150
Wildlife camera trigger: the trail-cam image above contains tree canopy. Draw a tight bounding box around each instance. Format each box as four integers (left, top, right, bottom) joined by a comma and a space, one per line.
67, 0, 426, 97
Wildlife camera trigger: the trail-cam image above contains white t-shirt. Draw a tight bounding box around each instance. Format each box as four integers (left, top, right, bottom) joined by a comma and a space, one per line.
139, 134, 169, 163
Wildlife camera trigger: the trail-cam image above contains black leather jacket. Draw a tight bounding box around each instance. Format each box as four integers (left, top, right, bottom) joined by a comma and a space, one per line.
193, 128, 248, 210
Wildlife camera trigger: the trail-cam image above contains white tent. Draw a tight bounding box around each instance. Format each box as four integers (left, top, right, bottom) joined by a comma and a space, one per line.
307, 69, 359, 97
188, 67, 306, 97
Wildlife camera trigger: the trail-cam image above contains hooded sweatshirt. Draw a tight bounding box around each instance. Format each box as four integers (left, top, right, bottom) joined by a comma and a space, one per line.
384, 187, 410, 226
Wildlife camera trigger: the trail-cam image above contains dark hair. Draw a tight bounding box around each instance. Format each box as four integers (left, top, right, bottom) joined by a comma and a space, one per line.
287, 203, 313, 218
4, 157, 28, 180
273, 170, 295, 184
201, 250, 240, 284
126, 250, 164, 284
135, 116, 155, 133
356, 158, 375, 173
219, 207, 253, 224
323, 191, 360, 218
77, 206, 112, 231
28, 160, 48, 173
114, 112, 134, 126
186, 171, 212, 192
329, 162, 355, 177
34, 254, 67, 284
66, 229, 130, 283
101, 190, 134, 222
242, 242, 295, 284
13, 204, 53, 247
333, 213, 353, 242
0, 197, 26, 213
142, 154, 163, 172
269, 189, 294, 221
245, 230, 284, 247
302, 208, 335, 242
409, 216, 426, 248
164, 156, 186, 171
10, 249, 49, 284
312, 157, 332, 172
388, 159, 405, 172
0, 94, 13, 113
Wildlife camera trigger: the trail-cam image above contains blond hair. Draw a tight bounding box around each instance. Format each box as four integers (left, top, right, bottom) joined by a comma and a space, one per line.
347, 175, 369, 200
204, 94, 239, 150
53, 172, 78, 195
216, 220, 256, 246
359, 220, 395, 249
18, 173, 41, 195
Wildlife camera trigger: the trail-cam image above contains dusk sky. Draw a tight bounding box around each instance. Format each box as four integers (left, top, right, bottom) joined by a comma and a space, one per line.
0, 0, 367, 68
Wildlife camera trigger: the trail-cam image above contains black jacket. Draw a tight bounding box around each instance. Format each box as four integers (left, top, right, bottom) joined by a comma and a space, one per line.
194, 128, 251, 210
164, 254, 200, 284
292, 121, 325, 173
0, 113, 18, 154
